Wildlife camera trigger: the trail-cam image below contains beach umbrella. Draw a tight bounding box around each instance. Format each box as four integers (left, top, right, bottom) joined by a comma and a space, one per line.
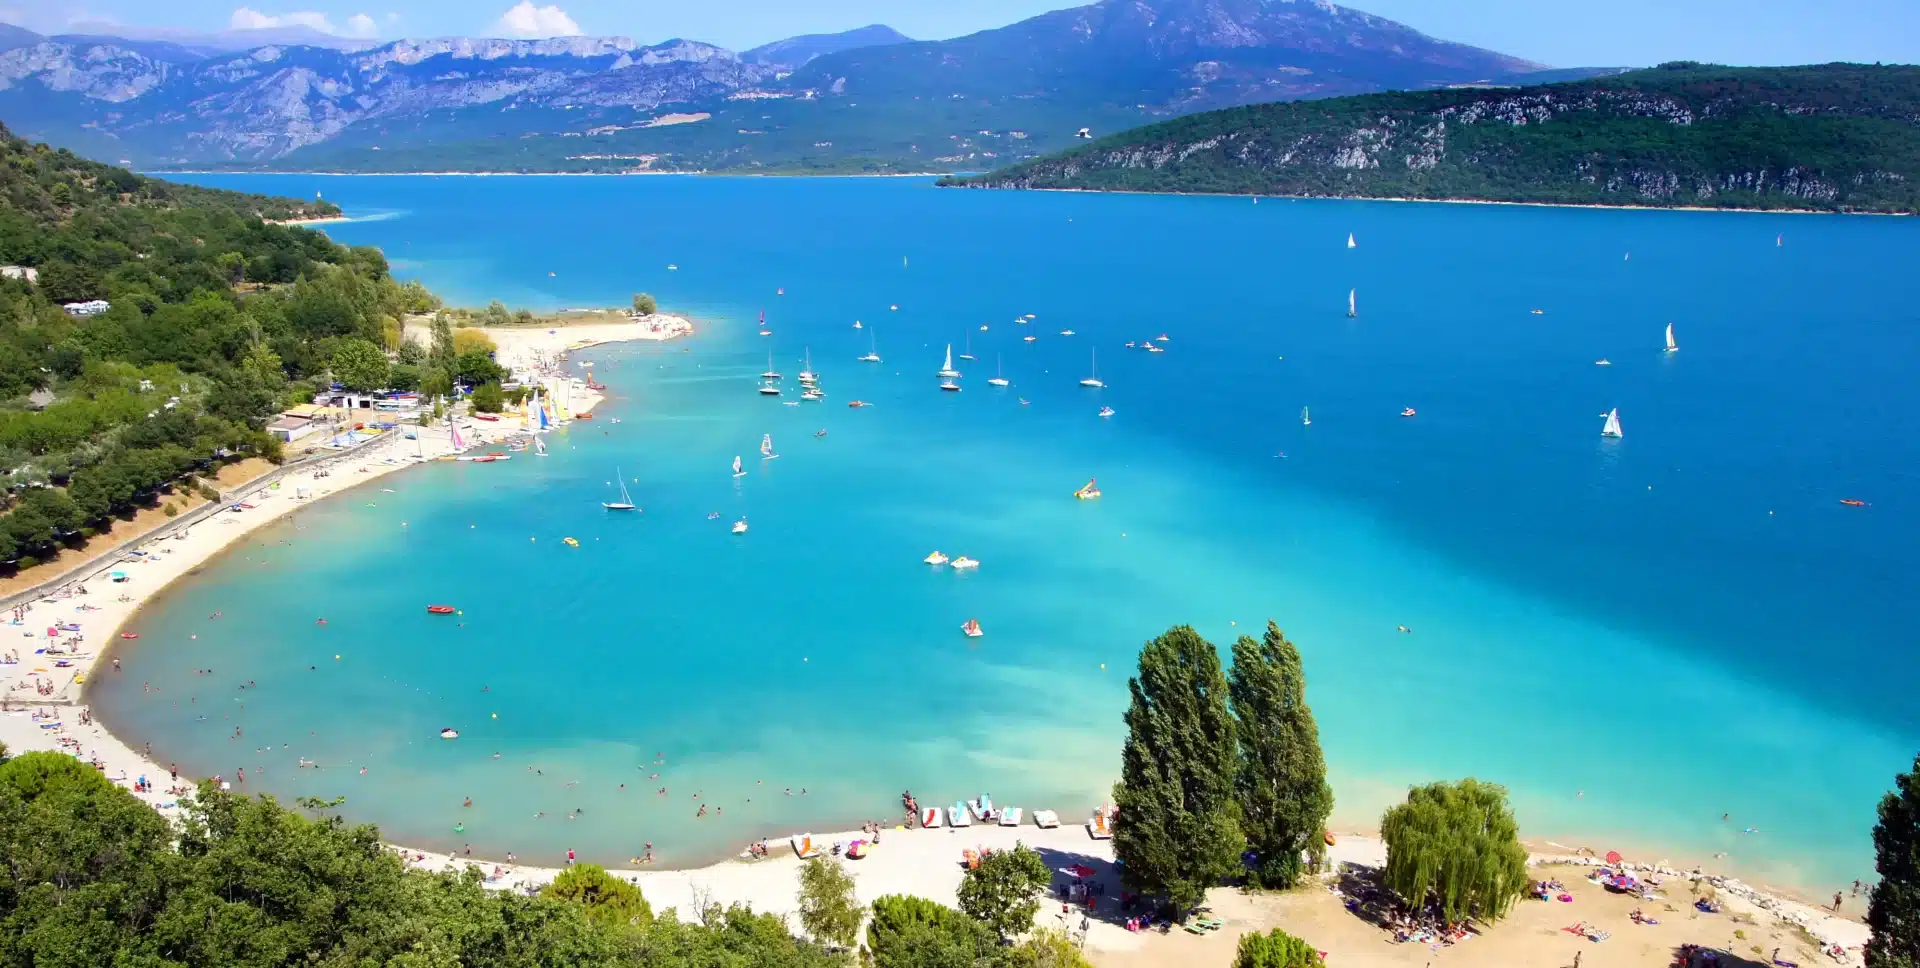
1605, 850, 1622, 864
1063, 864, 1096, 878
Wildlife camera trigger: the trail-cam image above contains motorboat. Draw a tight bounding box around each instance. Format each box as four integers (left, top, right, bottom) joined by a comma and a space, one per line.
1155, 334, 1169, 342
939, 379, 961, 392
1098, 406, 1115, 418
1401, 408, 1417, 417
961, 619, 983, 638
848, 400, 870, 408
439, 728, 459, 740
1023, 335, 1037, 342
427, 605, 456, 615
1531, 308, 1545, 315
802, 389, 824, 401
758, 383, 781, 396
1595, 358, 1612, 366
731, 519, 749, 534
924, 551, 950, 566
951, 556, 979, 570
1059, 329, 1076, 336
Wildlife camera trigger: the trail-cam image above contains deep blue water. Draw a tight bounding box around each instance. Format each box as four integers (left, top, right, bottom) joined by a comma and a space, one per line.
93, 174, 1919, 890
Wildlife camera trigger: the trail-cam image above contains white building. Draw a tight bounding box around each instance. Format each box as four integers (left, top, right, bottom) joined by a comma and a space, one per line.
63, 299, 110, 317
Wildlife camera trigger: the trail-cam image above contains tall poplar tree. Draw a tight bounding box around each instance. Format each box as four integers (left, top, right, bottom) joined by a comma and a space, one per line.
1112, 625, 1243, 913
1868, 753, 1920, 968
1229, 622, 1333, 888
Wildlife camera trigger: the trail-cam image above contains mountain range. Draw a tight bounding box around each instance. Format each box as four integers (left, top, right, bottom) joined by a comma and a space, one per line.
942, 62, 1920, 214
0, 0, 1614, 173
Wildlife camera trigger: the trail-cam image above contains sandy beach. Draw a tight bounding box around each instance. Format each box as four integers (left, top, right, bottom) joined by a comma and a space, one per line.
0, 309, 1874, 967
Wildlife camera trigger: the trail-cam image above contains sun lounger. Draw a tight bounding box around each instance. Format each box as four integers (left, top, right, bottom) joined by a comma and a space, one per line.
1032, 809, 1060, 828
949, 804, 971, 827
1087, 813, 1112, 839
999, 807, 1023, 827
790, 834, 820, 859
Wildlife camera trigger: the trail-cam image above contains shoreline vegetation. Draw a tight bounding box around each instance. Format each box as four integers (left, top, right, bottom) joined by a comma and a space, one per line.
0, 126, 1899, 968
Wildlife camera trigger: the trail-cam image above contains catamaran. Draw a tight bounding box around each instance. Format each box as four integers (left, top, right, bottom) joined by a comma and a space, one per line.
1301, 406, 1311, 426
959, 334, 976, 361
937, 344, 961, 379
1078, 348, 1104, 388
860, 328, 882, 363
1664, 323, 1678, 353
1347, 232, 1356, 249
732, 455, 746, 478
603, 467, 638, 510
1347, 289, 1357, 318
1601, 408, 1623, 438
988, 354, 1009, 387
760, 434, 779, 460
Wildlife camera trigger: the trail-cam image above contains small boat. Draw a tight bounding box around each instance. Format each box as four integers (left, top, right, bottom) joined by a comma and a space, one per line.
1145, 343, 1164, 353
1347, 232, 1356, 249
939, 380, 961, 392
951, 556, 979, 570
1301, 406, 1311, 426
1023, 335, 1037, 343
1074, 478, 1102, 500
574, 412, 594, 421
949, 803, 972, 826
1840, 499, 1868, 507
1777, 233, 1784, 247
761, 349, 781, 380
1024, 313, 1036, 320
1595, 358, 1612, 366
889, 304, 898, 311
959, 335, 976, 361
921, 806, 943, 828
440, 728, 459, 740
1665, 323, 1678, 353
1601, 407, 1623, 438
979, 324, 989, 331
1059, 329, 1076, 336
988, 354, 1009, 387
937, 344, 961, 379
790, 834, 819, 859
120, 631, 140, 639
1098, 406, 1114, 418
848, 400, 870, 408
731, 518, 749, 534
969, 794, 994, 819
1087, 813, 1112, 839
562, 537, 580, 547
474, 413, 500, 422
812, 429, 827, 438
760, 434, 779, 460
732, 456, 746, 478
1079, 348, 1105, 388
667, 264, 678, 270
426, 605, 456, 615
1347, 288, 1357, 318
1530, 309, 1545, 315
1155, 334, 1169, 342
961, 618, 983, 638
853, 320, 863, 329
776, 288, 785, 296
1032, 809, 1060, 829
604, 466, 639, 510
1401, 408, 1417, 417
802, 389, 824, 401
925, 551, 949, 565
999, 807, 1023, 827
758, 383, 781, 396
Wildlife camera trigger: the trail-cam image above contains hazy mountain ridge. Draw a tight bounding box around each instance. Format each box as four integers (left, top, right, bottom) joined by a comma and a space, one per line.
941, 62, 1920, 213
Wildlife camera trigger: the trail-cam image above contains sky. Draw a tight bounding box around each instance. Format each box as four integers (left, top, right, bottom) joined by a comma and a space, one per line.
11, 0, 1919, 67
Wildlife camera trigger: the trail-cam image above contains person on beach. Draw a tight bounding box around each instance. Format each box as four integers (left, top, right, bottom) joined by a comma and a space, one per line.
566, 848, 575, 865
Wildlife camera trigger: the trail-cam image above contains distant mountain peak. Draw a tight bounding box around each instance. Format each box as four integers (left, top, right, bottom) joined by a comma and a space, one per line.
743, 24, 911, 67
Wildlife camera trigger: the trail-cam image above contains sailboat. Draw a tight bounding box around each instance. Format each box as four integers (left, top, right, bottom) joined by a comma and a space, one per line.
762, 350, 781, 380
798, 348, 817, 384
1078, 348, 1104, 388
603, 467, 638, 510
1346, 289, 1357, 318
1301, 406, 1311, 427
1777, 233, 1783, 247
732, 455, 746, 478
860, 328, 882, 363
1664, 323, 1678, 353
959, 334, 976, 361
988, 354, 1009, 387
760, 434, 779, 460
533, 436, 548, 457
937, 344, 961, 379
758, 309, 771, 337
853, 319, 863, 329
1347, 232, 1356, 249
1601, 408, 1623, 438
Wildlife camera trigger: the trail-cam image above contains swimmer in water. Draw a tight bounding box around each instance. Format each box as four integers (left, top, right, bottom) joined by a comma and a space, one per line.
1396, 626, 1411, 633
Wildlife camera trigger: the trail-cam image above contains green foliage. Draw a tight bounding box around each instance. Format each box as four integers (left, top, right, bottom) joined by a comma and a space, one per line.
631, 292, 658, 315
1233, 927, 1325, 968
480, 300, 512, 327
1379, 779, 1529, 924
1868, 753, 1920, 968
795, 856, 862, 950
1229, 622, 1333, 889
1112, 625, 1243, 913
946, 63, 1920, 214
541, 863, 653, 930
956, 842, 1052, 942
1004, 928, 1093, 968
866, 895, 998, 968
329, 337, 390, 391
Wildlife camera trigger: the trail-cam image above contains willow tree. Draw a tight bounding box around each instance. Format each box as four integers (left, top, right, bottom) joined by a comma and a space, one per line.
1379, 779, 1528, 923
1868, 753, 1920, 968
1112, 625, 1243, 912
1229, 622, 1333, 888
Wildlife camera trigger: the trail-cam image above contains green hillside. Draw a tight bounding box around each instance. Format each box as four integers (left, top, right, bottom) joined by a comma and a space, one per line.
941, 62, 1920, 213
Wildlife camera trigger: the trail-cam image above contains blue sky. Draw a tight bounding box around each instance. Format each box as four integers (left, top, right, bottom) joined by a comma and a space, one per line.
14, 0, 1919, 66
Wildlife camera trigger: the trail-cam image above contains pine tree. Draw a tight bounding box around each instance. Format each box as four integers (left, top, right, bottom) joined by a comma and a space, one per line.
1229, 622, 1333, 889
1868, 754, 1920, 968
1112, 625, 1243, 913
1379, 779, 1529, 924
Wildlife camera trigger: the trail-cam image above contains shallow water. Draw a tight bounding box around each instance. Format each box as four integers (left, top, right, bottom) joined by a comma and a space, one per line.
93, 175, 1919, 889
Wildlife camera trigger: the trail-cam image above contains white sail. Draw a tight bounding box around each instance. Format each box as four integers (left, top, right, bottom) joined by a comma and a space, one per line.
1347, 233, 1356, 249
1301, 406, 1311, 426
760, 434, 776, 459
1602, 408, 1623, 438
1665, 323, 1678, 352
732, 455, 744, 476
1347, 289, 1356, 317
533, 437, 547, 457
938, 344, 959, 378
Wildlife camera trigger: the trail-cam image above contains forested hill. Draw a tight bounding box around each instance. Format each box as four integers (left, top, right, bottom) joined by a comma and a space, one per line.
939, 63, 1920, 213
0, 124, 421, 569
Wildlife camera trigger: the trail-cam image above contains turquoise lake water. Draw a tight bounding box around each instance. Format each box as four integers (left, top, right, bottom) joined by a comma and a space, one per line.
92, 175, 1919, 891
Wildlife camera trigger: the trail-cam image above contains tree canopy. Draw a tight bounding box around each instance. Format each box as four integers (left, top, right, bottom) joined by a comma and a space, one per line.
796, 856, 862, 951
956, 842, 1052, 942
866, 894, 998, 968
1379, 779, 1529, 924
1868, 753, 1920, 968
1229, 622, 1333, 888
1111, 625, 1244, 912
1233, 927, 1325, 968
